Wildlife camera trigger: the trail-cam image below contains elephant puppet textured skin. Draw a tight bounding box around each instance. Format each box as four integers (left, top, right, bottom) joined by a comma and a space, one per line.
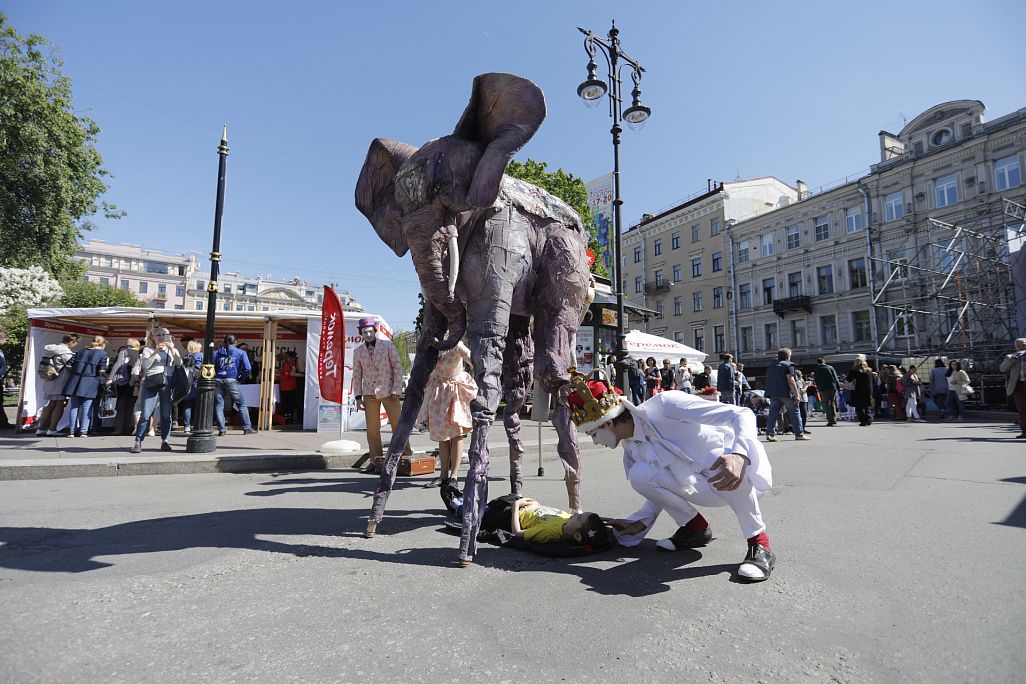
355, 73, 590, 562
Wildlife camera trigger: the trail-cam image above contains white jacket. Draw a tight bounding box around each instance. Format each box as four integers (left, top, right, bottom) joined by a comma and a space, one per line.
41, 343, 75, 397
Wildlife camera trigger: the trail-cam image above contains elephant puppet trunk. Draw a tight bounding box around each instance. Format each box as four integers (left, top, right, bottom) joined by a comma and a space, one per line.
406, 208, 466, 350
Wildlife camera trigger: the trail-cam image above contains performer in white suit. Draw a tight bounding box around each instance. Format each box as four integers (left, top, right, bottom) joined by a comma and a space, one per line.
564, 373, 776, 581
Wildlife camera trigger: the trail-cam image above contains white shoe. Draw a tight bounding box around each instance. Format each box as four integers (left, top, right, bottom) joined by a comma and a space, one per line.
44, 430, 59, 436
35, 430, 45, 436
738, 562, 768, 580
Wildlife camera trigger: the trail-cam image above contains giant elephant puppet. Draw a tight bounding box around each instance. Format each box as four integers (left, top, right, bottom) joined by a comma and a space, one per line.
354, 73, 592, 563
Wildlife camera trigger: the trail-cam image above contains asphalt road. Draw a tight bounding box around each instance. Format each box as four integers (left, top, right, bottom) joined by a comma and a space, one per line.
1, 417, 1023, 683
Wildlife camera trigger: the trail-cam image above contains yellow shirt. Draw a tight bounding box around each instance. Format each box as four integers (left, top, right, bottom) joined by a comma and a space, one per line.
519, 503, 570, 543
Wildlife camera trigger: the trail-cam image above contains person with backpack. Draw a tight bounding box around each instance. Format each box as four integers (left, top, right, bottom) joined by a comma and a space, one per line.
107, 339, 141, 435
130, 328, 183, 453
36, 334, 79, 436
181, 340, 204, 435
62, 335, 109, 437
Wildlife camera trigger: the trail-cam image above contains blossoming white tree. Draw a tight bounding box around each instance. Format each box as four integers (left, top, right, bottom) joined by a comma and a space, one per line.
0, 266, 64, 314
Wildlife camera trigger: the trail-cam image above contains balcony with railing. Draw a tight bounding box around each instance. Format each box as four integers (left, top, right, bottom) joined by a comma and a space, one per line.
644, 281, 671, 295
772, 295, 812, 317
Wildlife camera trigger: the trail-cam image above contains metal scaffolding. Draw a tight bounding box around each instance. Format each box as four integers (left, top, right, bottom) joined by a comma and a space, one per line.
870, 199, 1023, 380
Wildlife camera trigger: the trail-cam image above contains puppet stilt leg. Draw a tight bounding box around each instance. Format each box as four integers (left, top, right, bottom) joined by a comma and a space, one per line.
500, 314, 532, 497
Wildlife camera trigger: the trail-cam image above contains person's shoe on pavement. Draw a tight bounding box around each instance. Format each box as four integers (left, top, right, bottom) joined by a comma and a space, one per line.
738, 537, 775, 582
796, 434, 812, 441
657, 516, 712, 551
243, 428, 255, 435
160, 441, 172, 452
130, 440, 142, 454
764, 435, 777, 442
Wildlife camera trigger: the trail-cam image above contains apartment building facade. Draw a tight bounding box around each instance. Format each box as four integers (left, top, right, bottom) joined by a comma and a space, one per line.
620, 178, 798, 357
729, 100, 1025, 376
79, 240, 363, 313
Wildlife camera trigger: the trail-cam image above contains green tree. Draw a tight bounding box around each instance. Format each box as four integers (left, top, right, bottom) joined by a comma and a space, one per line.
505, 158, 607, 277
0, 14, 121, 281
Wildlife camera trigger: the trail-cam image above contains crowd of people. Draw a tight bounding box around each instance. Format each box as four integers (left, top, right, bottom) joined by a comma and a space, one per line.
21, 328, 306, 449
603, 353, 753, 405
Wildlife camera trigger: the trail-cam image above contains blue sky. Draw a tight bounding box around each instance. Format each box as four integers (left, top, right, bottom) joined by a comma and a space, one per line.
6, 1, 1025, 330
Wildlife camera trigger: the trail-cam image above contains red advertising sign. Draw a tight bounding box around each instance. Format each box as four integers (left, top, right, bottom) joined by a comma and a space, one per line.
318, 286, 346, 403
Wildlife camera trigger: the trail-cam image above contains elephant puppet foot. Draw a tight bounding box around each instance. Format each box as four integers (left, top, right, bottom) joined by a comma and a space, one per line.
364, 520, 378, 538
457, 556, 473, 568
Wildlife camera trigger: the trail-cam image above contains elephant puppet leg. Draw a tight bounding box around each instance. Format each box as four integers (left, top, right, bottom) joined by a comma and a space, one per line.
532, 222, 589, 513
368, 341, 440, 528
501, 314, 533, 497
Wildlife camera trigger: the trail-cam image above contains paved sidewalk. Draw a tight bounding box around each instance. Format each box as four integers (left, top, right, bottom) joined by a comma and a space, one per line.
0, 415, 586, 480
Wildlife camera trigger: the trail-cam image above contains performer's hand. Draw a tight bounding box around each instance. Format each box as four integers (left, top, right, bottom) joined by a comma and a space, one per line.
355, 399, 365, 411
708, 453, 749, 491
605, 518, 646, 536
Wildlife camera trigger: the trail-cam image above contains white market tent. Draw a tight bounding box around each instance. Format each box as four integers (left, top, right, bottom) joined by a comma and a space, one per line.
17, 307, 391, 432
623, 329, 706, 368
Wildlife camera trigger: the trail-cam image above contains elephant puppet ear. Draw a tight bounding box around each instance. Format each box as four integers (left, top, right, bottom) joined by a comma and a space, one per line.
452, 73, 546, 208
355, 138, 419, 256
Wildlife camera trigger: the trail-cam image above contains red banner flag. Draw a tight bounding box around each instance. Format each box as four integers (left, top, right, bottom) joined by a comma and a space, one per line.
318, 285, 345, 404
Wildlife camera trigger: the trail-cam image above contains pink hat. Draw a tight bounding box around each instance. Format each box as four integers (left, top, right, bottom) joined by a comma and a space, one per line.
357, 317, 377, 331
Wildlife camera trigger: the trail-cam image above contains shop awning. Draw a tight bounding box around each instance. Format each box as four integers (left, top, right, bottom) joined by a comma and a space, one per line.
623, 329, 706, 364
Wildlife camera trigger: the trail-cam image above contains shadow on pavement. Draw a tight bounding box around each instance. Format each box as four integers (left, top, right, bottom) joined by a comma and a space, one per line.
473, 541, 737, 597
0, 506, 450, 573
996, 476, 1026, 529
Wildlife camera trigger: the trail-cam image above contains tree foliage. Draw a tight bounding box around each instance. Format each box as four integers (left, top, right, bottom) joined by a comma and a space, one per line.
0, 14, 121, 281
505, 159, 607, 277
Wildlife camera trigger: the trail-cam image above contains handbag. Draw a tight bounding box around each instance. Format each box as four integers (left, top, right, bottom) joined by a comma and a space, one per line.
958, 385, 975, 398
144, 372, 167, 390
97, 386, 118, 419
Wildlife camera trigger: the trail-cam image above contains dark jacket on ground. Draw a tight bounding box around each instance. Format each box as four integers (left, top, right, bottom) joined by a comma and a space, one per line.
62, 348, 109, 399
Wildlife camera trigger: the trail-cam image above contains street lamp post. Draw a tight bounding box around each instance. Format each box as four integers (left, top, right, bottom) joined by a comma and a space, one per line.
186, 126, 229, 454
576, 21, 651, 392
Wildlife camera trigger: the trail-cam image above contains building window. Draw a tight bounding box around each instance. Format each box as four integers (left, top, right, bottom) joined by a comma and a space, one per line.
261, 306, 270, 312
896, 312, 915, 337
654, 269, 664, 287
712, 287, 724, 309
739, 283, 752, 309
741, 326, 753, 353
762, 278, 775, 304
761, 233, 774, 257
247, 305, 256, 312
196, 280, 205, 291
691, 224, 700, 242
691, 257, 702, 278
935, 174, 958, 208
693, 291, 703, 311
671, 232, 681, 249
195, 301, 204, 310
785, 224, 800, 250
174, 304, 184, 310
852, 310, 872, 342
635, 277, 643, 293
223, 302, 231, 311
820, 315, 837, 345
710, 217, 721, 236
791, 319, 806, 347
711, 252, 722, 272
673, 296, 683, 316
158, 283, 167, 296
848, 258, 867, 289
672, 264, 682, 282
633, 247, 642, 263
713, 325, 725, 353
655, 300, 664, 317
995, 155, 1022, 191
887, 249, 909, 280
814, 216, 829, 242
224, 284, 232, 294
120, 279, 129, 290
817, 264, 834, 294
144, 261, 169, 274
931, 129, 952, 147
139, 282, 148, 294
787, 271, 802, 297
737, 241, 750, 264
845, 207, 863, 234
673, 331, 684, 343
694, 328, 705, 352
764, 323, 777, 350
653, 239, 662, 256
99, 277, 109, 286
176, 285, 185, 297
236, 303, 244, 311
884, 192, 904, 222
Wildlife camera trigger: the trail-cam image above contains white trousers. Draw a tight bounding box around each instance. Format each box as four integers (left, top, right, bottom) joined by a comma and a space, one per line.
905, 396, 920, 419
627, 459, 766, 538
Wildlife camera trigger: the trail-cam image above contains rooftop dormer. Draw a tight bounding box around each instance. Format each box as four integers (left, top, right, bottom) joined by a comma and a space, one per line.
879, 100, 985, 162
